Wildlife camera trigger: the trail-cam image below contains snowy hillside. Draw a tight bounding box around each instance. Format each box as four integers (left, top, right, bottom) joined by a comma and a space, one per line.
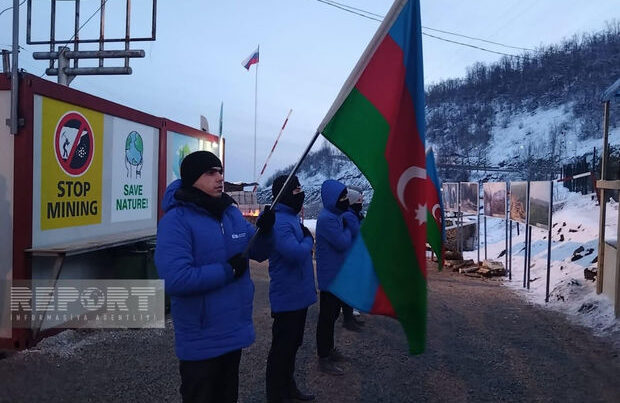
466, 189, 619, 345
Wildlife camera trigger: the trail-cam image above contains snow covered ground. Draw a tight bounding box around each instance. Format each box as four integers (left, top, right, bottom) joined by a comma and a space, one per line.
464, 188, 620, 339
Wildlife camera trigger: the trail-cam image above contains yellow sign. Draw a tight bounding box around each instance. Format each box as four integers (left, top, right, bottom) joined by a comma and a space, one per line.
40, 97, 103, 230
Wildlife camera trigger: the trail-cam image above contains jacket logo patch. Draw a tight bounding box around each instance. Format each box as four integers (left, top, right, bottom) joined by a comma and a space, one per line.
231, 233, 247, 239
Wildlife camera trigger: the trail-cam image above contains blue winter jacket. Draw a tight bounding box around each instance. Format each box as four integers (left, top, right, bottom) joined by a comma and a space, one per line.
268, 204, 317, 312
155, 180, 271, 361
315, 180, 360, 290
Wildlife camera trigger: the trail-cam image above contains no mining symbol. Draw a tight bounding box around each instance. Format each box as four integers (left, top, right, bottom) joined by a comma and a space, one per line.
54, 111, 95, 177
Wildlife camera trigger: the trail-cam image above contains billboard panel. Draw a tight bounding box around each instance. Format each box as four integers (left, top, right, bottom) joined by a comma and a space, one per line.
528, 181, 552, 230
483, 182, 507, 218
459, 182, 479, 214
110, 118, 158, 223
40, 98, 104, 230
443, 182, 459, 212
32, 96, 159, 248
509, 181, 528, 223
166, 131, 218, 185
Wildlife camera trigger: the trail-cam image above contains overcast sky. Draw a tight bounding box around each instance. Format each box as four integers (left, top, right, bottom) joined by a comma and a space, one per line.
1, 0, 618, 183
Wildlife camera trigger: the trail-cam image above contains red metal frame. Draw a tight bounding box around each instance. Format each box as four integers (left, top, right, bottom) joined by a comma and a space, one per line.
0, 73, 220, 349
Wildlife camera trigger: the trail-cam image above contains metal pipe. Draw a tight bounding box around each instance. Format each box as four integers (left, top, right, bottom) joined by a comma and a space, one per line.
99, 0, 105, 67
597, 101, 611, 294
33, 49, 145, 59
527, 225, 532, 290
477, 186, 480, 264
484, 215, 487, 260
2, 49, 10, 75
151, 0, 157, 40
509, 220, 513, 280
545, 182, 553, 302
74, 0, 80, 68
50, 0, 56, 69
46, 66, 133, 76
10, 0, 19, 135
125, 0, 131, 68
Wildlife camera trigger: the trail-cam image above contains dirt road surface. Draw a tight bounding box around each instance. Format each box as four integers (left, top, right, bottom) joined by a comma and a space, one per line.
0, 260, 618, 402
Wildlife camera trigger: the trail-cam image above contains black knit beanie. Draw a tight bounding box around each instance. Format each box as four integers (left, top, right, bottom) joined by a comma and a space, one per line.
180, 151, 222, 188
272, 175, 300, 198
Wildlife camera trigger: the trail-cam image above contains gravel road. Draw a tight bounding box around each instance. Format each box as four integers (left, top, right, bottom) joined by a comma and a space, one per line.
0, 260, 618, 402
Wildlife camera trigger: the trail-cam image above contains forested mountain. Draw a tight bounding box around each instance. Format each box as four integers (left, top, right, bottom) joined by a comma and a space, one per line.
259, 23, 620, 217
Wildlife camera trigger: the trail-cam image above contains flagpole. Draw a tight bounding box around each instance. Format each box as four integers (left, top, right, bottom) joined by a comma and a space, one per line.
243, 130, 322, 256
253, 44, 259, 181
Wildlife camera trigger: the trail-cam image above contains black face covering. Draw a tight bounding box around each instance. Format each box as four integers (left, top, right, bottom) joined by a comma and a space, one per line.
351, 203, 363, 215
174, 187, 234, 219
282, 191, 305, 214
336, 198, 350, 212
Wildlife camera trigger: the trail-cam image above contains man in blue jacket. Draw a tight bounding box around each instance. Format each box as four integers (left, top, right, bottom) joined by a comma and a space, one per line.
155, 151, 274, 403
265, 175, 317, 403
315, 179, 360, 376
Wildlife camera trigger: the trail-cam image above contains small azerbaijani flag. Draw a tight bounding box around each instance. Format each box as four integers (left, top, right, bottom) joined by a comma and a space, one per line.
242, 47, 260, 70
319, 0, 428, 354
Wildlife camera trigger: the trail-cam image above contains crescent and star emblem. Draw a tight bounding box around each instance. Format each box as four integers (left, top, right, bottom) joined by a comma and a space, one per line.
396, 165, 428, 226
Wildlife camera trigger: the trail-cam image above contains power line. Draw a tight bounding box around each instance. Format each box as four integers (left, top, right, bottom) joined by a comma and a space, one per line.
315, 0, 382, 22
0, 0, 26, 18
318, 0, 384, 19
421, 26, 534, 52
313, 0, 530, 57
423, 32, 523, 59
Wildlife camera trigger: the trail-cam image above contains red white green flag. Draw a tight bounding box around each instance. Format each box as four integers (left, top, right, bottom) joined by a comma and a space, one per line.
319, 0, 428, 354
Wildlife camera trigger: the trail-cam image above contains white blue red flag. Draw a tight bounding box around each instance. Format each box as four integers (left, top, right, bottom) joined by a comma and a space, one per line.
242, 47, 259, 70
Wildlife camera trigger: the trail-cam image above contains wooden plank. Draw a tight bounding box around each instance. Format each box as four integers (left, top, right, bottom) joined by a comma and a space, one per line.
596, 180, 620, 190
25, 229, 156, 257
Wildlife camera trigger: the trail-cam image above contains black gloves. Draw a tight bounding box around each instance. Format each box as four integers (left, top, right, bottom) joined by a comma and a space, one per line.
256, 205, 275, 233
302, 225, 313, 242
228, 253, 249, 279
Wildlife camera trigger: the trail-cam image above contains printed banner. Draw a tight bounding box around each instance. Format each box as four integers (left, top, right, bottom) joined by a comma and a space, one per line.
40, 98, 103, 230
110, 118, 158, 223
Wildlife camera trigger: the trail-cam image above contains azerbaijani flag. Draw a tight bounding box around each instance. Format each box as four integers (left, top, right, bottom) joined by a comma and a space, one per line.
320, 0, 427, 354
426, 147, 445, 269
242, 47, 260, 70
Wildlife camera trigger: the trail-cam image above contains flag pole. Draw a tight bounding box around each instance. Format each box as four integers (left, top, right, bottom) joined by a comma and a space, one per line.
243, 130, 322, 256
253, 44, 259, 181
219, 101, 224, 136
254, 109, 293, 192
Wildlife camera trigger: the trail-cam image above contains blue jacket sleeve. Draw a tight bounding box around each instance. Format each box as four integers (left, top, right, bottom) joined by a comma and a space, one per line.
321, 214, 353, 252
155, 213, 234, 297
246, 218, 273, 262
342, 211, 361, 238
274, 221, 313, 264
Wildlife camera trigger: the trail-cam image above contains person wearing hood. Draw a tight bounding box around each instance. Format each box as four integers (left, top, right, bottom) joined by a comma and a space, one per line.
314, 179, 360, 375
155, 151, 275, 403
265, 175, 317, 403
339, 187, 366, 332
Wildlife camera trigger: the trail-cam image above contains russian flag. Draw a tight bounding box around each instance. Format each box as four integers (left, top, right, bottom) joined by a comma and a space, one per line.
242, 47, 259, 70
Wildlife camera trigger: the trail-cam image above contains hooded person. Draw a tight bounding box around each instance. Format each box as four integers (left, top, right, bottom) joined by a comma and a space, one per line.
265, 175, 317, 402
347, 187, 364, 221
155, 150, 275, 403
314, 179, 360, 375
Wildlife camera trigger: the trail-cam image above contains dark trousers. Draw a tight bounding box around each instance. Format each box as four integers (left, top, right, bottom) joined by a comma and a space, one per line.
266, 308, 308, 402
179, 349, 242, 403
316, 291, 342, 358
342, 302, 354, 322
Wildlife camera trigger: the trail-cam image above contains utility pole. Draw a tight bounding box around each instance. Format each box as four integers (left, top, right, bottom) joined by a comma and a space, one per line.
9, 0, 20, 134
